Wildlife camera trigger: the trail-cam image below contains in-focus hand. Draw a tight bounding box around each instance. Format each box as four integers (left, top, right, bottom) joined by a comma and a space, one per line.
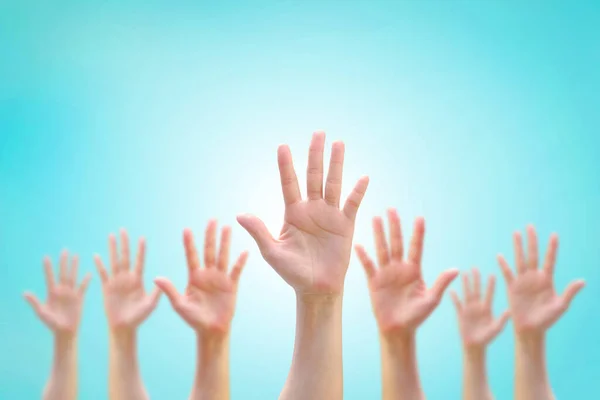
450, 269, 510, 349
355, 209, 458, 335
94, 230, 161, 332
155, 221, 248, 335
237, 131, 369, 296
497, 225, 585, 336
24, 251, 91, 335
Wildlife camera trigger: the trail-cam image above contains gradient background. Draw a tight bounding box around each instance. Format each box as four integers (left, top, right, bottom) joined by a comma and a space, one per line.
1, 1, 599, 398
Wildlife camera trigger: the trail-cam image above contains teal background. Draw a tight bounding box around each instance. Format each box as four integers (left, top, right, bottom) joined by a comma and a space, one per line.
1, 1, 599, 398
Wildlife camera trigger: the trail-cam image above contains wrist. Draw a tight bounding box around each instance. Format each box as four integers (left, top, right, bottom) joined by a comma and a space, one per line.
54, 332, 77, 354
197, 331, 229, 349
296, 292, 343, 323
380, 330, 417, 357
196, 331, 229, 366
464, 345, 486, 360
110, 328, 137, 350
297, 291, 343, 305
516, 331, 545, 347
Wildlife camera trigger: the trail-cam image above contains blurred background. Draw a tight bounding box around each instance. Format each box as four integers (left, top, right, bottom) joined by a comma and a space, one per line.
1, 0, 599, 398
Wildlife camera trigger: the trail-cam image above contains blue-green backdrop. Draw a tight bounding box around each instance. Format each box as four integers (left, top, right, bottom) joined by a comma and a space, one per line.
1, 1, 599, 398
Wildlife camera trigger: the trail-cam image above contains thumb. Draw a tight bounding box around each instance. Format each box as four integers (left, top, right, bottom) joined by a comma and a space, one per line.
147, 286, 162, 310
136, 286, 162, 323
154, 278, 182, 309
24, 292, 52, 326
430, 269, 459, 303
236, 214, 275, 257
491, 310, 511, 336
561, 279, 585, 310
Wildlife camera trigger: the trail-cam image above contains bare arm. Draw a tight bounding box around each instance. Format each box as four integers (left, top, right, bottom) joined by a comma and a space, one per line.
43, 334, 78, 400
380, 333, 424, 400
280, 295, 343, 399
190, 335, 230, 400
108, 331, 148, 400
515, 334, 553, 400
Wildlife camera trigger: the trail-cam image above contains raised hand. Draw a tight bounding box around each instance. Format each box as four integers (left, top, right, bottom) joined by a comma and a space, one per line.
237, 131, 369, 295
497, 225, 585, 335
155, 221, 248, 334
94, 230, 161, 331
24, 251, 92, 334
355, 209, 458, 334
450, 269, 510, 349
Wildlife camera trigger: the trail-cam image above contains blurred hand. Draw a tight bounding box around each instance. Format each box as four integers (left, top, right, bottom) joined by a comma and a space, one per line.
155, 221, 248, 336
450, 269, 510, 349
354, 209, 458, 335
95, 230, 161, 332
497, 225, 585, 336
24, 251, 91, 335
237, 131, 369, 296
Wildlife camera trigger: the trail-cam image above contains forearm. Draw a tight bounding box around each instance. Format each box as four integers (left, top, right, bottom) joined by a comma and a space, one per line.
43, 334, 78, 400
280, 293, 343, 400
380, 333, 425, 400
109, 330, 148, 400
463, 347, 493, 400
190, 334, 230, 400
515, 334, 554, 400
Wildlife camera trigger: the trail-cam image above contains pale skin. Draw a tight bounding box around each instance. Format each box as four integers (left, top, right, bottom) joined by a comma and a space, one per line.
450, 269, 510, 400
155, 221, 248, 400
94, 230, 162, 400
354, 209, 459, 400
497, 225, 585, 400
24, 251, 92, 400
237, 131, 369, 400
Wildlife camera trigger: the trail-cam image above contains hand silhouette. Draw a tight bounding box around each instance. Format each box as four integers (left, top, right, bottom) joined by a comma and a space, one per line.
94, 230, 161, 331
355, 209, 458, 334
24, 251, 91, 335
237, 131, 369, 296
155, 221, 248, 335
497, 225, 584, 335
450, 269, 510, 349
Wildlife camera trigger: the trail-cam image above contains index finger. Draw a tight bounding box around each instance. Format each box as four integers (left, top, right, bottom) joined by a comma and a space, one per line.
278, 145, 301, 206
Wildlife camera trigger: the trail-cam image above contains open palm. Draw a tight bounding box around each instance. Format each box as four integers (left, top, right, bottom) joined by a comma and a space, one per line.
24, 252, 91, 334
355, 209, 458, 334
497, 225, 585, 335
94, 230, 161, 330
155, 222, 248, 334
237, 131, 369, 295
450, 269, 509, 348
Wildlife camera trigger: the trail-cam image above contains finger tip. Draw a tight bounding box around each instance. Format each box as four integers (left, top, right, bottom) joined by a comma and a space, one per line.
153, 277, 164, 285
332, 139, 345, 148
183, 228, 193, 240
277, 144, 290, 155
513, 231, 522, 239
